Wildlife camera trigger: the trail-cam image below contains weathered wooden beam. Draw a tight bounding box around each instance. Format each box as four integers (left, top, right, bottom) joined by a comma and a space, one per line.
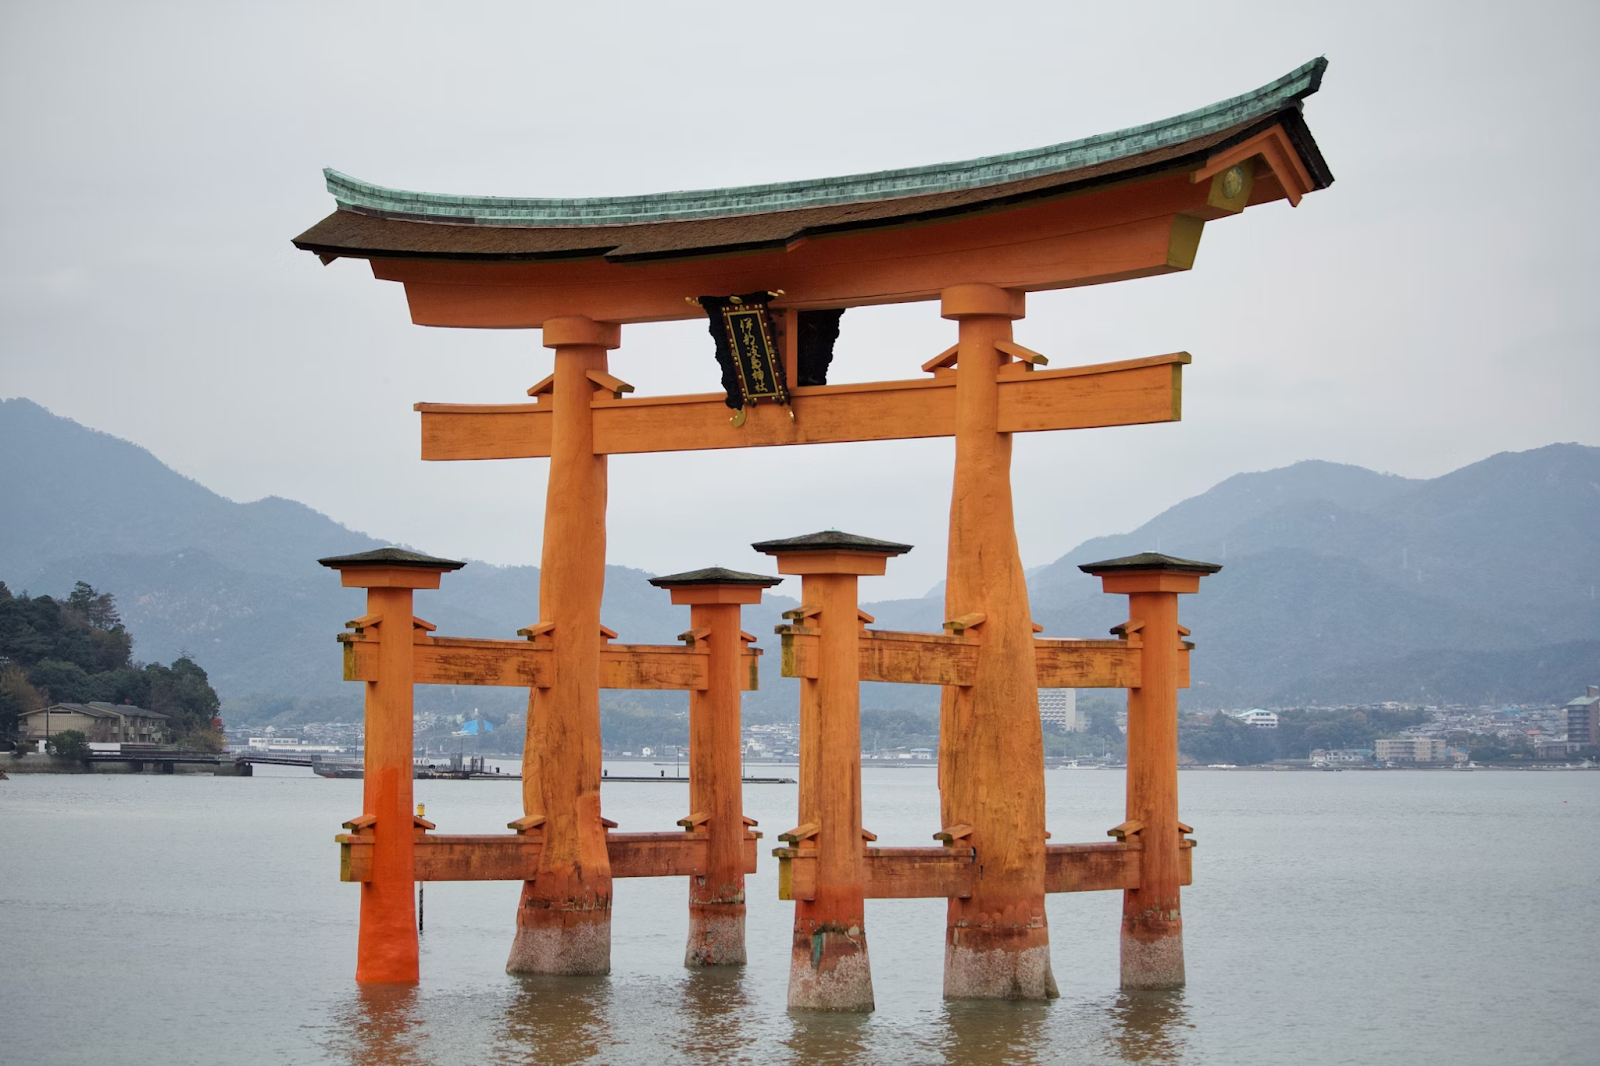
343, 635, 554, 688
1034, 639, 1142, 689
342, 635, 760, 691
777, 629, 1187, 690
340, 830, 761, 882
772, 840, 1191, 901
415, 353, 1187, 461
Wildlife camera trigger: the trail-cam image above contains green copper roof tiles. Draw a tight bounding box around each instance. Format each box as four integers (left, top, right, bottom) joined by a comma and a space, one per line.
324, 59, 1326, 229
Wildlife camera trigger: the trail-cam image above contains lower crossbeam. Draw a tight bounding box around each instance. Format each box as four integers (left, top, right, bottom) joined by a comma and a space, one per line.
773, 840, 1193, 901
338, 830, 760, 883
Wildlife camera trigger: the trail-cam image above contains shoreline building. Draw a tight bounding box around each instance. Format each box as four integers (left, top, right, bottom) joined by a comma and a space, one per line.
1229, 709, 1279, 729
1566, 687, 1599, 751
1039, 688, 1083, 732
1375, 737, 1447, 764
20, 702, 170, 750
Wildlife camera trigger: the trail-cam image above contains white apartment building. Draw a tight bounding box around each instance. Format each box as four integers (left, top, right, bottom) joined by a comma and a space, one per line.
1230, 709, 1279, 729
1039, 688, 1083, 732
1375, 737, 1448, 763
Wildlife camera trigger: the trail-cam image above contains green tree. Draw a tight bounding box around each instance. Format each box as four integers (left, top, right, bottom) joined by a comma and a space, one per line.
0, 664, 45, 741
47, 729, 89, 760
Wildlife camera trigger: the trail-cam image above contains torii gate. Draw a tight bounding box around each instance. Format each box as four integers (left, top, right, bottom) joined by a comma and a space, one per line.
295, 59, 1332, 1003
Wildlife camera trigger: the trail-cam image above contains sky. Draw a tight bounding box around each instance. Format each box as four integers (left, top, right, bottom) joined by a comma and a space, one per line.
2, 1, 1596, 600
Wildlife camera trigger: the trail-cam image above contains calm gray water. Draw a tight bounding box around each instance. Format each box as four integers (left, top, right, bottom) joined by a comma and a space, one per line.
2, 764, 1596, 1065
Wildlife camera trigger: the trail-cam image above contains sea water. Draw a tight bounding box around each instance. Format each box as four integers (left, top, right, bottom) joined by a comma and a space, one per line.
2, 764, 1595, 1065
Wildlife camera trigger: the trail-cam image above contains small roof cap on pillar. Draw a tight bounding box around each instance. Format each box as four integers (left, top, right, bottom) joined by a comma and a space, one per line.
648, 567, 783, 588
1078, 552, 1221, 575
751, 531, 912, 556
318, 547, 467, 571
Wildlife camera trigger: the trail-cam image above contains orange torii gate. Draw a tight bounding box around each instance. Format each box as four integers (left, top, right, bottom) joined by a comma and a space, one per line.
294, 59, 1331, 1003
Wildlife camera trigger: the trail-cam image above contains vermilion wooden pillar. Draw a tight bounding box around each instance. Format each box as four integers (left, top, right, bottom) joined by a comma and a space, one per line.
509, 315, 621, 975
319, 548, 465, 984
1081, 553, 1219, 989
648, 567, 781, 966
938, 284, 1056, 1000
756, 532, 910, 1012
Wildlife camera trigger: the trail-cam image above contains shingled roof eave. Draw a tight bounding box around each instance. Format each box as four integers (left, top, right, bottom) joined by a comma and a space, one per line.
293, 106, 1332, 267
318, 58, 1327, 229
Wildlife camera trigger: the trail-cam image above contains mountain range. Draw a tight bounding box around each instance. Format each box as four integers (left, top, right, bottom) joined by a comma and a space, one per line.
2, 396, 1595, 722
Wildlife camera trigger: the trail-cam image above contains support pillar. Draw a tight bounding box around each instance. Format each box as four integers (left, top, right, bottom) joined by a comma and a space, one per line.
648, 567, 782, 966
509, 315, 622, 975
756, 531, 910, 1012
937, 284, 1056, 1000
319, 548, 465, 984
1081, 552, 1219, 990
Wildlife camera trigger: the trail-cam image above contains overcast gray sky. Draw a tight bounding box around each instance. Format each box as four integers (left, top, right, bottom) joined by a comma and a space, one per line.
3, 1, 1596, 600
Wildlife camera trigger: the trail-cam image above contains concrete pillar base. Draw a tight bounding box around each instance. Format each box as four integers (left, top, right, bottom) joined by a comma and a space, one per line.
787, 932, 874, 1011
1120, 919, 1185, 990
685, 904, 746, 967
506, 908, 611, 976
943, 935, 1059, 1001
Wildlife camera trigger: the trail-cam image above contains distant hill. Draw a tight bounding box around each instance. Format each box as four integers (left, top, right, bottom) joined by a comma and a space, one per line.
3, 397, 1595, 717
0, 398, 798, 725
1015, 448, 1600, 706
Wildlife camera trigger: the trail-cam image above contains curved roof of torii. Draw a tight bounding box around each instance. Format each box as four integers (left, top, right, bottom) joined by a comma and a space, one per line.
293, 59, 1331, 266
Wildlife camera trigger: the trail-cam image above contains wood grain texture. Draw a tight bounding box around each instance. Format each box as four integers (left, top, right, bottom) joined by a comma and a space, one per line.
416, 353, 1185, 461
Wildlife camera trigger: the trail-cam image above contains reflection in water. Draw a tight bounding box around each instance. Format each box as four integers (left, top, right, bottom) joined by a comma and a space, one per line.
783, 1007, 875, 1066
325, 985, 430, 1066
495, 974, 613, 1065
1108, 990, 1192, 1063
675, 967, 759, 1061
932, 999, 1052, 1065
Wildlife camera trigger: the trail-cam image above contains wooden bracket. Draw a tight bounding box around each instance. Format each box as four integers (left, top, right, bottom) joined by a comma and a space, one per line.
345, 613, 382, 632
1107, 820, 1144, 841
741, 815, 759, 827
677, 811, 711, 831
934, 823, 973, 844
599, 624, 618, 643
922, 344, 960, 374
1191, 126, 1315, 207
857, 608, 875, 626
586, 368, 635, 399
507, 815, 546, 834
1031, 621, 1045, 633
343, 813, 378, 831
783, 604, 822, 622
943, 613, 986, 635
996, 339, 1048, 367
526, 373, 555, 398
413, 814, 436, 831
677, 626, 711, 647
517, 621, 555, 642
780, 822, 820, 844
739, 630, 758, 644
600, 817, 619, 829
861, 828, 878, 842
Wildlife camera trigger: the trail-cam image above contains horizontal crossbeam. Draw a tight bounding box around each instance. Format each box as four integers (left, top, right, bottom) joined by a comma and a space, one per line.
340, 634, 761, 691
415, 353, 1187, 461
773, 840, 1193, 901
779, 629, 1189, 689
339, 829, 761, 883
